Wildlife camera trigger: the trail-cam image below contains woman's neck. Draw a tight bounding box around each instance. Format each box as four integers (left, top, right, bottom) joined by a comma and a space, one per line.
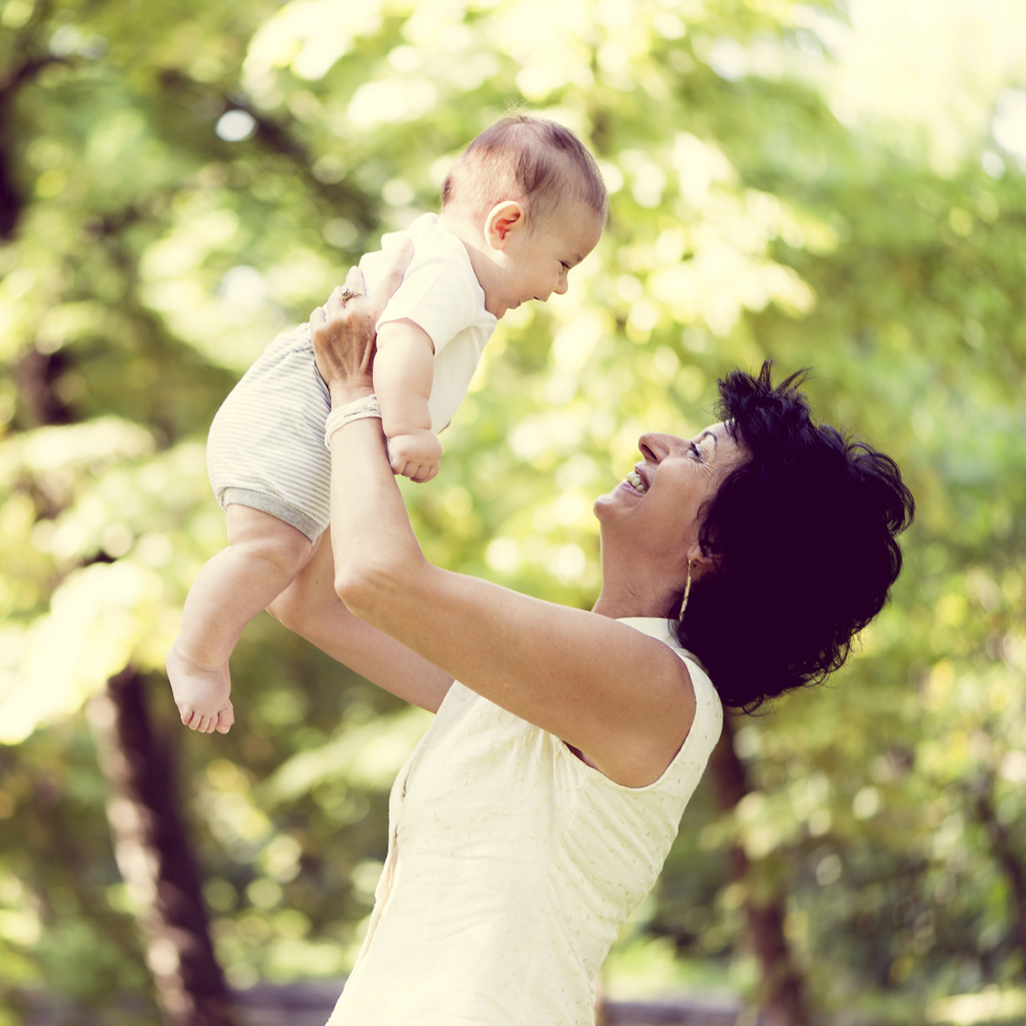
591, 581, 675, 620
592, 535, 685, 620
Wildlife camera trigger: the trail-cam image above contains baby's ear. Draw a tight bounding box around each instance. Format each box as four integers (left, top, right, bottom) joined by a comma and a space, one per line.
484, 200, 526, 249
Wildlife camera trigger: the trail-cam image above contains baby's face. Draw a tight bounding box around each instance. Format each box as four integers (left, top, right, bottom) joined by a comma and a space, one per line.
492, 201, 603, 318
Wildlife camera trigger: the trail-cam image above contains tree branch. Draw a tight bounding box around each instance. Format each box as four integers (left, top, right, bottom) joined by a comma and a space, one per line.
157, 70, 375, 228
0, 53, 70, 95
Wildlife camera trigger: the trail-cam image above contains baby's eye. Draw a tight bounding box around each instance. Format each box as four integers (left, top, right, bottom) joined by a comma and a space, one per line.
560, 261, 570, 271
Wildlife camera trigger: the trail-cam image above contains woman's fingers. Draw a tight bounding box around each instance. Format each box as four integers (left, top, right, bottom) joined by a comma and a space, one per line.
324, 286, 347, 320
370, 237, 414, 311
310, 241, 410, 388
345, 264, 366, 296
320, 239, 410, 326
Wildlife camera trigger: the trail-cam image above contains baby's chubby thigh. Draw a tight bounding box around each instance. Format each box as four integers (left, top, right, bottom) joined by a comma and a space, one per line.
225, 504, 318, 582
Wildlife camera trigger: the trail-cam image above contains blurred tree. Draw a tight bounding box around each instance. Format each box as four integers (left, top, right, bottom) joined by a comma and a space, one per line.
88, 669, 236, 1025
708, 716, 810, 1026
2, 1, 1026, 1024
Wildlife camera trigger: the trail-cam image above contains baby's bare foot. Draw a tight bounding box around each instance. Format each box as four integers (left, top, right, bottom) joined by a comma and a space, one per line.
166, 644, 233, 734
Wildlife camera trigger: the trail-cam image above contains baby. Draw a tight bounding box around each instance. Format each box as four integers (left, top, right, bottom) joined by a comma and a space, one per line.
167, 114, 608, 732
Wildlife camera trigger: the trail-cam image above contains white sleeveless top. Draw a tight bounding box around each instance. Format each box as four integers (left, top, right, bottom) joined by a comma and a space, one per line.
326, 617, 723, 1025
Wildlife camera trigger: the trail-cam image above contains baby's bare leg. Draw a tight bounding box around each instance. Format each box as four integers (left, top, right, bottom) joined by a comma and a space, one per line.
168, 505, 314, 734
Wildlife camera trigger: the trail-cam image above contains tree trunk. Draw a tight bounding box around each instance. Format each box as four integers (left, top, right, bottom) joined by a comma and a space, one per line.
87, 667, 237, 1026
969, 768, 1026, 974
708, 715, 810, 1026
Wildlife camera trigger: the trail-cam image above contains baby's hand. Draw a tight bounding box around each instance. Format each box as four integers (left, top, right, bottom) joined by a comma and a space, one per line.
388, 429, 442, 483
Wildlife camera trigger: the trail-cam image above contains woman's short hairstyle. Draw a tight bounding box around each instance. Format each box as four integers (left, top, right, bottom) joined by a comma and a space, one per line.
675, 363, 915, 710
441, 113, 609, 227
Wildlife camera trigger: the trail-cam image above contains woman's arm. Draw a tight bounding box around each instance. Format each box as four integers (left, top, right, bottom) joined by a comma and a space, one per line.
313, 264, 696, 788
267, 529, 454, 713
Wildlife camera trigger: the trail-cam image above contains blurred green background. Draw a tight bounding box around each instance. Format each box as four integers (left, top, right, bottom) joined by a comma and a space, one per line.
2, 0, 1026, 1023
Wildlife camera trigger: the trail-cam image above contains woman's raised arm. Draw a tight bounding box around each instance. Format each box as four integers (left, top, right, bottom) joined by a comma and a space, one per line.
311, 261, 697, 789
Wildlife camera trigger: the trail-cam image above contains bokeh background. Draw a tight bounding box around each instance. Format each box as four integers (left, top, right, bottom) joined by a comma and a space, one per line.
2, 0, 1026, 1023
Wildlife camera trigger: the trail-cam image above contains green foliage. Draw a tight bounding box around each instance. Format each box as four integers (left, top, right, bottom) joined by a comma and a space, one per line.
2, 0, 1026, 1020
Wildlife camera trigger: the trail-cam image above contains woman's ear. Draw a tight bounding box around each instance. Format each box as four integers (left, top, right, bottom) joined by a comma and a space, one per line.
484, 201, 526, 251
687, 543, 721, 581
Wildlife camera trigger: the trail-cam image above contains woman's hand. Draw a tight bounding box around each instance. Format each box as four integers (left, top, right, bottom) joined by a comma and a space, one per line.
310, 238, 415, 403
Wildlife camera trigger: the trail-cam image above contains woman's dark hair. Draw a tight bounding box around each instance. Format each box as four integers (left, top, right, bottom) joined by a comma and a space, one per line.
674, 362, 914, 710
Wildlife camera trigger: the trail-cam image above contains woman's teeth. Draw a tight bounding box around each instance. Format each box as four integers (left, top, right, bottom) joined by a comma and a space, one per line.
626, 471, 647, 494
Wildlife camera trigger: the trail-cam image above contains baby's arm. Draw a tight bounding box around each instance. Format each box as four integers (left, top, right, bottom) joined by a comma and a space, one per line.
373, 318, 442, 482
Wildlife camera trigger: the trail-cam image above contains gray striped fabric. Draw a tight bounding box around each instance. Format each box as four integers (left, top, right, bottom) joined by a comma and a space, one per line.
206, 322, 331, 541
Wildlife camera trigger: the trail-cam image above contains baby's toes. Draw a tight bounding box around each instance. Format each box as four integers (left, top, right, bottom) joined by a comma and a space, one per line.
215, 702, 234, 735
185, 708, 210, 732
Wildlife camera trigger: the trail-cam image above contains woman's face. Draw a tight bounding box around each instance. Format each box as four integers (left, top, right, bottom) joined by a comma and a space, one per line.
593, 423, 744, 568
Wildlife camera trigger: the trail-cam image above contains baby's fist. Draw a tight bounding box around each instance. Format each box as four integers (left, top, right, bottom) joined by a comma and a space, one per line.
388, 430, 442, 482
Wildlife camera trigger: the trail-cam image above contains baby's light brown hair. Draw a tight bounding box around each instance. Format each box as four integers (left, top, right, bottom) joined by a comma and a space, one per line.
441, 114, 609, 229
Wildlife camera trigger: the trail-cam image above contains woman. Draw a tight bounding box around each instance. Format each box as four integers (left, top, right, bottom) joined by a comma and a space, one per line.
269, 244, 914, 1025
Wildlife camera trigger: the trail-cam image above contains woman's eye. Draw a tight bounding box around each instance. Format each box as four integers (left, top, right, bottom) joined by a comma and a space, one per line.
689, 441, 702, 459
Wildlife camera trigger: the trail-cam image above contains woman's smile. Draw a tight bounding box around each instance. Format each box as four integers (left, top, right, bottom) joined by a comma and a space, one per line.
622, 468, 648, 495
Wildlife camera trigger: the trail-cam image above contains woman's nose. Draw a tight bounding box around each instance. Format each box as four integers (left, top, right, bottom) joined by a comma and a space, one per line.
638, 432, 672, 462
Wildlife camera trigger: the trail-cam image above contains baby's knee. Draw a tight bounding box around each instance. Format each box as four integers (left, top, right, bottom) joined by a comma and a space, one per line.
248, 532, 313, 579
227, 506, 315, 577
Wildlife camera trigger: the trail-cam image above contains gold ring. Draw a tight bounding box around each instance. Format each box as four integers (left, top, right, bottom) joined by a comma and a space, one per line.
338, 286, 361, 303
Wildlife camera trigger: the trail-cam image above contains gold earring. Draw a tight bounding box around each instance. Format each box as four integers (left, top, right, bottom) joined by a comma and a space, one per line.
678, 559, 693, 622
